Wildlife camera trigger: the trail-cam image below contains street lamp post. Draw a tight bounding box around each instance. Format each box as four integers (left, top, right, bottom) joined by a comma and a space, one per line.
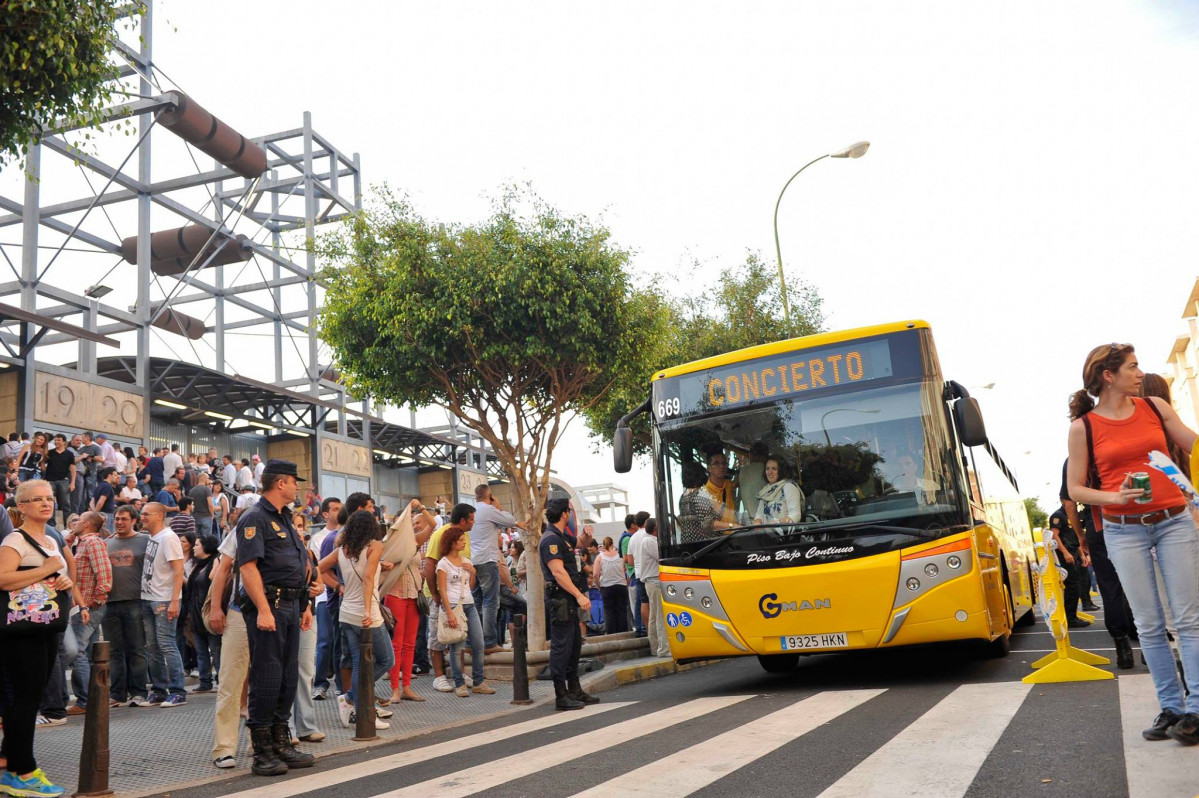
773, 141, 871, 334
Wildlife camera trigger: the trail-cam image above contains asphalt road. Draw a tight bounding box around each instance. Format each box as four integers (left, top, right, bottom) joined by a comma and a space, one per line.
164, 611, 1199, 798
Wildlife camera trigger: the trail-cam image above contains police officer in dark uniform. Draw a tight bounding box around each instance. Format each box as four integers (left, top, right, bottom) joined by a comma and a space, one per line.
540, 498, 599, 710
1048, 506, 1091, 630
235, 460, 316, 776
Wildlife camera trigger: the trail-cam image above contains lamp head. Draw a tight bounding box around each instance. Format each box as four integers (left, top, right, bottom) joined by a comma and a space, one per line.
830, 141, 870, 159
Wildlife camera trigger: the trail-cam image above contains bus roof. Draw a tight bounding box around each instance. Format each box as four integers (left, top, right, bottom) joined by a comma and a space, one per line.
654, 319, 931, 381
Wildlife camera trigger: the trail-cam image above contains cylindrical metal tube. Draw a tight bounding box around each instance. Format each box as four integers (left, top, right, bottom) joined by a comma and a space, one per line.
120, 224, 251, 276
159, 91, 267, 179
76, 641, 113, 797
511, 614, 533, 705
352, 631, 377, 741
149, 304, 206, 340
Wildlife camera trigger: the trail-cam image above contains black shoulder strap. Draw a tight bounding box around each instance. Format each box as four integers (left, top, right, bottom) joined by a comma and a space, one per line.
1081, 414, 1101, 490
16, 528, 54, 560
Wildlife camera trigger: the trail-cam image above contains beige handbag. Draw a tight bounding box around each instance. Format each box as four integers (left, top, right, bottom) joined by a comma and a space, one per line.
436, 562, 468, 645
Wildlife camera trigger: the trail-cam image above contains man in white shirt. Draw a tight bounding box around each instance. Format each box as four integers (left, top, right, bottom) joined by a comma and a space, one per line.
96, 433, 119, 469
252, 454, 265, 489
236, 458, 255, 492
139, 502, 187, 706
471, 484, 526, 653
631, 518, 669, 658
221, 455, 237, 493
235, 485, 260, 513
162, 443, 183, 477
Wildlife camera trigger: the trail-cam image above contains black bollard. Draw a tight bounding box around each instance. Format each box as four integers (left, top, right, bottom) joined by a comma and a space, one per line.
75, 640, 114, 797
511, 614, 533, 705
352, 628, 376, 741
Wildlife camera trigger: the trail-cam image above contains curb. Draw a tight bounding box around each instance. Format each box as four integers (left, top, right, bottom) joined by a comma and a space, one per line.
582, 656, 725, 694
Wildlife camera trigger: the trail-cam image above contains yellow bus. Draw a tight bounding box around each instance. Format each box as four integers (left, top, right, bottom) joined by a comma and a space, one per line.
613, 320, 1036, 671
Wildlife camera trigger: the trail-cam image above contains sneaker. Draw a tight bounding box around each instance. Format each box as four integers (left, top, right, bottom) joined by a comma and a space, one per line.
312, 686, 328, 701
213, 756, 236, 769
1167, 713, 1199, 745
455, 685, 470, 697
161, 694, 187, 708
35, 714, 67, 727
0, 768, 66, 796
374, 705, 393, 719
299, 731, 326, 742
336, 695, 353, 729
188, 685, 213, 694
471, 681, 496, 695
433, 675, 454, 693
1143, 709, 1182, 741
133, 694, 163, 707
346, 706, 389, 730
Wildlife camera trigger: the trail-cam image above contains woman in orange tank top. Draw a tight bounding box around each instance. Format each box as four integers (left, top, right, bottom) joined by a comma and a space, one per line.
1065, 343, 1199, 745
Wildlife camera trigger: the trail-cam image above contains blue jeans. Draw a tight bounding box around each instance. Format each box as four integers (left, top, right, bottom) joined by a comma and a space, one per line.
1105, 511, 1199, 714
472, 562, 501, 648
339, 622, 394, 705
78, 474, 97, 514
314, 601, 335, 691
447, 603, 485, 688
102, 600, 148, 701
70, 606, 107, 707
142, 600, 185, 698
194, 620, 222, 690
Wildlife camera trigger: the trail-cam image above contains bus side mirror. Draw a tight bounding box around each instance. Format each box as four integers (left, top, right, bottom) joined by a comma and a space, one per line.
613, 427, 633, 473
953, 397, 988, 447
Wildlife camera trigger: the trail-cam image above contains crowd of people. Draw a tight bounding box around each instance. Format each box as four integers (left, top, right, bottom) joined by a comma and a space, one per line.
0, 440, 666, 793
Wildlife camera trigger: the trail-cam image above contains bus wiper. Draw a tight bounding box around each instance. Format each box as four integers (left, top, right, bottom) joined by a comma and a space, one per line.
819, 522, 966, 540
681, 525, 758, 564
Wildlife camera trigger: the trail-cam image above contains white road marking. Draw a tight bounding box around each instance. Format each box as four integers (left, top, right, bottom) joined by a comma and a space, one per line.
368, 695, 755, 798
219, 702, 637, 798
1119, 673, 1199, 798
568, 689, 886, 797
817, 680, 1032, 798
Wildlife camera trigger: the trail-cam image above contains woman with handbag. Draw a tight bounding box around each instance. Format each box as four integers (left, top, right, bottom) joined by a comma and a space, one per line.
318, 509, 394, 730
383, 500, 435, 704
187, 534, 222, 693
435, 527, 494, 697
0, 479, 75, 797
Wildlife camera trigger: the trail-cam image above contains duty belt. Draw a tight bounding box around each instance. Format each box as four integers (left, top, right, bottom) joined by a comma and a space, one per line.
264, 585, 306, 605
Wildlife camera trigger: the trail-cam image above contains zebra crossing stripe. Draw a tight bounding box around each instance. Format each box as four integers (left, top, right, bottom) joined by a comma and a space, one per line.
1119, 673, 1199, 798
817, 681, 1032, 798
368, 695, 755, 798
569, 689, 887, 797
219, 702, 636, 798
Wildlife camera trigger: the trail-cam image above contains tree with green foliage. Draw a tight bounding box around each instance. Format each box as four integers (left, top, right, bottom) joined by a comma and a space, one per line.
1024, 497, 1048, 529
317, 188, 671, 647
581, 251, 824, 456
0, 0, 130, 166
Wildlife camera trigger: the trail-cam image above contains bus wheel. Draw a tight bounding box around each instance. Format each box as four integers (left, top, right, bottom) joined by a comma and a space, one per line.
758, 654, 799, 673
1014, 565, 1037, 628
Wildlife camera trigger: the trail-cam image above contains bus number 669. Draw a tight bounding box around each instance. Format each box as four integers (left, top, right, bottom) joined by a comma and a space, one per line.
657, 397, 681, 418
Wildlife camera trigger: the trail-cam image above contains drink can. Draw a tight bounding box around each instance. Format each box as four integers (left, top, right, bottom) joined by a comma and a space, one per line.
1131, 472, 1152, 504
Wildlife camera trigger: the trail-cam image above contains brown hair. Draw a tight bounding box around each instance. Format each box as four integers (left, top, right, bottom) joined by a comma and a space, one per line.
438, 526, 465, 560
1069, 343, 1135, 420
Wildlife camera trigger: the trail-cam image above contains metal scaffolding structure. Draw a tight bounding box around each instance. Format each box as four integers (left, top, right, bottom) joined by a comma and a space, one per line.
0, 2, 492, 494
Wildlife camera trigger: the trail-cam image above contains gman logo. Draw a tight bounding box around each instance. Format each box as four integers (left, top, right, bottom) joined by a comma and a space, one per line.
758, 593, 832, 619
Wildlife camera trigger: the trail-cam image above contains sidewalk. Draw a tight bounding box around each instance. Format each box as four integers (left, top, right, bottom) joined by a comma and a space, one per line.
31, 654, 717, 797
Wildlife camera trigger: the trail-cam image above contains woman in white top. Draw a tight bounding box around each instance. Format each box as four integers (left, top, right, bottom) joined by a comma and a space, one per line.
594, 536, 629, 635
0, 479, 75, 797
753, 457, 804, 525
319, 509, 394, 730
435, 526, 493, 697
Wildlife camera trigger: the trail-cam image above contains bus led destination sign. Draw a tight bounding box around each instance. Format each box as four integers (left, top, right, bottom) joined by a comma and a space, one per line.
654, 337, 896, 421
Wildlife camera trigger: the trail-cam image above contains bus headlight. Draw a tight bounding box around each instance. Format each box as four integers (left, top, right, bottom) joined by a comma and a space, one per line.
684, 587, 694, 599
924, 563, 939, 577
666, 585, 676, 597
701, 596, 713, 609
947, 555, 962, 569
906, 577, 920, 591
894, 537, 975, 609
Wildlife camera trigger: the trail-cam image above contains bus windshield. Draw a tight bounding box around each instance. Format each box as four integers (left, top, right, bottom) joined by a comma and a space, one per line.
657, 378, 966, 553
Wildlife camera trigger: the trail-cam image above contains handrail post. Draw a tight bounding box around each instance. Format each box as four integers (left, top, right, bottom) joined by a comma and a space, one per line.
75, 640, 113, 797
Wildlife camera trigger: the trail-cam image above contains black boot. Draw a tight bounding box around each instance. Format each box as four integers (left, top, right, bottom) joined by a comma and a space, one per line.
554, 682, 584, 711
567, 676, 600, 705
272, 724, 315, 769
249, 726, 288, 777
1114, 636, 1134, 670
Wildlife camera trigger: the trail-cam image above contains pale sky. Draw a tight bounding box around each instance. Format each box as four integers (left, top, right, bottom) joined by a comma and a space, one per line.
5, 0, 1199, 518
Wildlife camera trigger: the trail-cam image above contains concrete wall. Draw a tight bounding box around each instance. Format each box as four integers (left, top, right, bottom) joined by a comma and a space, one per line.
268, 437, 314, 484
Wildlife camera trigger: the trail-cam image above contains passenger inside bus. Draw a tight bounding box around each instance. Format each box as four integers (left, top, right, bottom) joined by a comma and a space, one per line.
752, 456, 804, 525
677, 461, 736, 542
703, 451, 737, 525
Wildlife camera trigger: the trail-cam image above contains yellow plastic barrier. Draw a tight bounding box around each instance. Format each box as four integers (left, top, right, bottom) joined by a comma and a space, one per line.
1023, 528, 1112, 684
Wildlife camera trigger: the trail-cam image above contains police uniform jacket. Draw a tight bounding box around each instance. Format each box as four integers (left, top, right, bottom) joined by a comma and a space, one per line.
235, 497, 308, 589
539, 526, 581, 593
